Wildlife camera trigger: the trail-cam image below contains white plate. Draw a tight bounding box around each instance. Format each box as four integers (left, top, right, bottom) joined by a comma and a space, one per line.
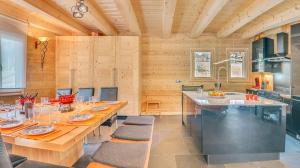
69, 114, 94, 122
105, 101, 120, 105
0, 120, 23, 129
23, 125, 54, 136
91, 105, 109, 111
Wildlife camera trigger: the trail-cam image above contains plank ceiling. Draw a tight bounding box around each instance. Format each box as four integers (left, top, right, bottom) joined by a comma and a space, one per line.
2, 0, 300, 38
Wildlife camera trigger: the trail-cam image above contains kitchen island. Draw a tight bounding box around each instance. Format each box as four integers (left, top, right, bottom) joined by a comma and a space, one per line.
182, 91, 287, 164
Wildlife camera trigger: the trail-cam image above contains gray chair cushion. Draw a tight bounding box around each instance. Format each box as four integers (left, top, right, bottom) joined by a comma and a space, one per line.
9, 154, 27, 167
123, 116, 155, 125
93, 141, 148, 168
16, 160, 67, 168
112, 125, 152, 141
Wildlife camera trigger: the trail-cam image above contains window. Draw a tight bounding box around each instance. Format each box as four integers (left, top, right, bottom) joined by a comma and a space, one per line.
227, 48, 248, 79
0, 16, 27, 89
191, 48, 214, 80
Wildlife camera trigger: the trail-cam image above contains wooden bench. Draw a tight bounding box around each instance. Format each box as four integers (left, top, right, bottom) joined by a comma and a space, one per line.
87, 121, 154, 168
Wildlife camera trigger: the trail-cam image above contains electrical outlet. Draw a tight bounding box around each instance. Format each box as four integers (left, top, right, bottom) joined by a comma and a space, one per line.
176, 80, 182, 83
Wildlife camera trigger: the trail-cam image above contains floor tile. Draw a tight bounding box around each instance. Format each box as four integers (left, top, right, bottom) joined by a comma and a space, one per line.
149, 154, 177, 168
175, 155, 207, 168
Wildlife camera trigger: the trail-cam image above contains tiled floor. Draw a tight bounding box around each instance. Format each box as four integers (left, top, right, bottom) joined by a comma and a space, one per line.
76, 115, 300, 168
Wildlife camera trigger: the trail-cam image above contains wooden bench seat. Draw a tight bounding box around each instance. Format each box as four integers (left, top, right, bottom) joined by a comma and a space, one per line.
87, 118, 154, 168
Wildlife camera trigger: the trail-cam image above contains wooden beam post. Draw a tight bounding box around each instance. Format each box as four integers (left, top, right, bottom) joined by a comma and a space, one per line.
162, 0, 177, 38
0, 0, 72, 35
189, 0, 229, 38
217, 0, 284, 38
241, 5, 300, 39
23, 0, 91, 35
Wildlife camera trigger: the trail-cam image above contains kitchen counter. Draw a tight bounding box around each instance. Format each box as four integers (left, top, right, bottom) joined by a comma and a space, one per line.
183, 91, 287, 106
182, 91, 286, 164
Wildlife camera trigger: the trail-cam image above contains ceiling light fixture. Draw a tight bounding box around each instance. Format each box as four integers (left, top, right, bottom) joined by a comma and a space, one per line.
71, 0, 88, 18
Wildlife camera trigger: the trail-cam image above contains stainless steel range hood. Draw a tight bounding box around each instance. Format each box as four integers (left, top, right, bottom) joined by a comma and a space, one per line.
265, 32, 290, 62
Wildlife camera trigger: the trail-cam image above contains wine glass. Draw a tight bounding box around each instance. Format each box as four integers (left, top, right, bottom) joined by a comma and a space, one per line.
75, 96, 84, 115
89, 96, 98, 107
41, 97, 49, 105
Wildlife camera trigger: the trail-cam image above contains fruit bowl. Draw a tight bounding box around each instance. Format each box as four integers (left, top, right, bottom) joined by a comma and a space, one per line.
208, 91, 225, 98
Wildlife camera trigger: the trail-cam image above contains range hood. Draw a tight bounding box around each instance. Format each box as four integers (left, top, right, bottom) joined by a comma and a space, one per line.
265, 32, 290, 62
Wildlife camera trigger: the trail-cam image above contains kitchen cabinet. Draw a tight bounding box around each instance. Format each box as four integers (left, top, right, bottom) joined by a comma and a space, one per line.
252, 38, 274, 61
252, 38, 277, 72
56, 36, 141, 116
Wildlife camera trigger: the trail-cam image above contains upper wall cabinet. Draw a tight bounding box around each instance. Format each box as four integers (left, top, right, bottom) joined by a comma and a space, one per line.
252, 37, 274, 72
56, 36, 141, 116
252, 37, 274, 61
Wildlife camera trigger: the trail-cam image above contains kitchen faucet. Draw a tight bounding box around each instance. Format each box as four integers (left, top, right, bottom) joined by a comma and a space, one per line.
216, 66, 228, 90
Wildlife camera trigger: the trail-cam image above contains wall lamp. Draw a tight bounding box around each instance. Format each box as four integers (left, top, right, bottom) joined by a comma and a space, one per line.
35, 37, 48, 70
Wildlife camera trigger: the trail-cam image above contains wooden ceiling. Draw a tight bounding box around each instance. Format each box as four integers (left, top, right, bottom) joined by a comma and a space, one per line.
1, 0, 300, 38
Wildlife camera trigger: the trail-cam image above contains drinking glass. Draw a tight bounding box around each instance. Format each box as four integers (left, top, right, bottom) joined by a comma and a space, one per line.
41, 97, 49, 105
32, 105, 41, 123
51, 103, 60, 124
89, 96, 98, 107
75, 96, 84, 114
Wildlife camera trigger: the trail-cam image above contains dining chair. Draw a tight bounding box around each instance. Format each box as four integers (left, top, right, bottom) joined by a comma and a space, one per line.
95, 87, 118, 137
100, 87, 118, 101
0, 133, 13, 168
56, 88, 72, 97
77, 88, 95, 102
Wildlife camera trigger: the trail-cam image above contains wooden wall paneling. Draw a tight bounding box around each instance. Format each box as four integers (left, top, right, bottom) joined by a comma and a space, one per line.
56, 36, 73, 89
116, 36, 140, 116
141, 34, 252, 114
26, 27, 56, 100
71, 36, 94, 90
93, 36, 116, 97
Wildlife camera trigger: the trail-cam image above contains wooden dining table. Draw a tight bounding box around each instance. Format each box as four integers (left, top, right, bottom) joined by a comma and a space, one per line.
1, 101, 128, 167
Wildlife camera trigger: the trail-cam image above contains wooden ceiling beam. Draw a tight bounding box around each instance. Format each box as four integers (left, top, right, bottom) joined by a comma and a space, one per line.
162, 0, 177, 38
241, 5, 300, 39
84, 0, 117, 35
0, 0, 72, 35
189, 0, 229, 38
217, 0, 284, 38
23, 0, 91, 35
114, 0, 141, 35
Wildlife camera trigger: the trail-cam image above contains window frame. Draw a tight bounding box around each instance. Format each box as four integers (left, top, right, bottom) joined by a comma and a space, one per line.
226, 48, 250, 82
190, 48, 216, 81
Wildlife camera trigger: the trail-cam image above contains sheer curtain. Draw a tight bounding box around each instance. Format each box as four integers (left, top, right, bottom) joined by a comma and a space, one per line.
0, 15, 27, 89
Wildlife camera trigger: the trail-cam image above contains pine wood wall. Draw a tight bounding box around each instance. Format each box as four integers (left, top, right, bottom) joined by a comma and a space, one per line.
56, 36, 141, 116
141, 33, 252, 114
